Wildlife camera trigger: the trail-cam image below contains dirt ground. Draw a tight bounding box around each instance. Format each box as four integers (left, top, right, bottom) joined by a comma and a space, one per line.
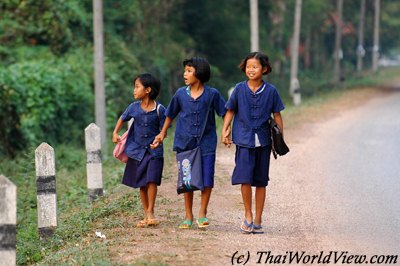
104, 85, 397, 266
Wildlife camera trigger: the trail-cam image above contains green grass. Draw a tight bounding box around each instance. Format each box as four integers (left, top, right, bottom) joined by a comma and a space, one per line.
1, 66, 399, 265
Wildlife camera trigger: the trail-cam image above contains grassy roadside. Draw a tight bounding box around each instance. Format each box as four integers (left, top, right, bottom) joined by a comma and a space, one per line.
0, 66, 399, 265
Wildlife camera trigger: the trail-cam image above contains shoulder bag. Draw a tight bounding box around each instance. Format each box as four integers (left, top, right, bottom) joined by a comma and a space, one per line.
268, 117, 290, 159
176, 94, 213, 194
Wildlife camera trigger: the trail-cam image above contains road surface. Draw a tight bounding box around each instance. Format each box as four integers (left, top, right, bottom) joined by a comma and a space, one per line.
109, 87, 400, 265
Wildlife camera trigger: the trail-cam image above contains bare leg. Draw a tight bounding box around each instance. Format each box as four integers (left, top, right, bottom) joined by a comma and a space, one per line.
254, 186, 266, 225
183, 191, 194, 221
146, 183, 157, 220
139, 186, 149, 220
241, 184, 253, 225
199, 187, 212, 218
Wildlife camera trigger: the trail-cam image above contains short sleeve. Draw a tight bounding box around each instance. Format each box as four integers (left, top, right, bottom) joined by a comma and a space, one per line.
213, 90, 227, 117
158, 104, 167, 129
272, 89, 285, 113
225, 85, 238, 111
120, 103, 135, 122
165, 90, 182, 119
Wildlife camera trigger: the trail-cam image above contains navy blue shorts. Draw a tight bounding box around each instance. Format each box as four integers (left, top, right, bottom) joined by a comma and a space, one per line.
202, 154, 216, 188
232, 145, 271, 187
122, 152, 163, 188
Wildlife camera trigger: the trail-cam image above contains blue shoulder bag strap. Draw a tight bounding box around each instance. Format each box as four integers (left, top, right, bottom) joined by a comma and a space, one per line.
197, 90, 213, 146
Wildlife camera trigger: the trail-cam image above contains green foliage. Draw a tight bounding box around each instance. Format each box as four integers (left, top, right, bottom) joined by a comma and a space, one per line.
0, 50, 93, 156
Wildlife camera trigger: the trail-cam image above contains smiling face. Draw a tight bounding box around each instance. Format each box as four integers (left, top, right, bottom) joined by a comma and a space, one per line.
183, 65, 199, 86
245, 58, 267, 81
133, 78, 150, 100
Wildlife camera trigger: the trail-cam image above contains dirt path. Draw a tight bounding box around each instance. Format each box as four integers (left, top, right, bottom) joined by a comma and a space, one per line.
107, 85, 398, 266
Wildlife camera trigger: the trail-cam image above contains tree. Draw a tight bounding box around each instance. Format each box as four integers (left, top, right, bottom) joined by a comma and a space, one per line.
357, 0, 366, 72
289, 0, 302, 105
333, 0, 343, 83
93, 0, 107, 149
372, 0, 380, 72
250, 0, 259, 52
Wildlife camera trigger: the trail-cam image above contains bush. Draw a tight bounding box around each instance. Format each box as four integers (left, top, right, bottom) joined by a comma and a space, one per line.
0, 57, 93, 157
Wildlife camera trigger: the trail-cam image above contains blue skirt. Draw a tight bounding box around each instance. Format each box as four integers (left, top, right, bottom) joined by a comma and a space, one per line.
122, 152, 163, 188
202, 154, 216, 188
232, 145, 271, 187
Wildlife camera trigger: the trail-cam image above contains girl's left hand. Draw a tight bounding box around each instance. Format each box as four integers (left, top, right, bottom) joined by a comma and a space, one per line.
221, 126, 232, 147
150, 132, 166, 149
112, 132, 120, 144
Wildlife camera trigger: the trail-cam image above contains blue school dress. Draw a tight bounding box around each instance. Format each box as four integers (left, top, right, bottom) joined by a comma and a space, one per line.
225, 80, 285, 148
165, 85, 226, 155
166, 85, 226, 187
120, 101, 166, 188
225, 80, 285, 186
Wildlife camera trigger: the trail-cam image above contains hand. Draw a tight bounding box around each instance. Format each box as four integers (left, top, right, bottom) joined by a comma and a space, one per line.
221, 127, 232, 147
112, 132, 120, 144
150, 132, 166, 149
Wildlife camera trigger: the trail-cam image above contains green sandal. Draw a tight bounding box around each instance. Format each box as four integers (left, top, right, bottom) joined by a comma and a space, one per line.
196, 217, 210, 228
178, 220, 193, 229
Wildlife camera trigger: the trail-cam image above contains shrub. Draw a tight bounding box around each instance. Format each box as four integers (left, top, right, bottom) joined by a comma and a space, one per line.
0, 58, 93, 157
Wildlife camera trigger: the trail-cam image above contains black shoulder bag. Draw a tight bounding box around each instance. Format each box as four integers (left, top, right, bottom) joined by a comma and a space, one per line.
268, 117, 289, 159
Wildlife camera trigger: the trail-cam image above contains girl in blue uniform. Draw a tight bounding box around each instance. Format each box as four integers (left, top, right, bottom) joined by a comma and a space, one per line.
112, 73, 166, 228
222, 52, 285, 234
153, 57, 226, 229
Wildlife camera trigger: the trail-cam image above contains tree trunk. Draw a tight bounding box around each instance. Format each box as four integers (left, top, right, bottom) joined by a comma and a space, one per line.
290, 0, 302, 106
357, 0, 366, 72
372, 0, 380, 72
93, 0, 107, 150
333, 0, 343, 84
250, 0, 259, 52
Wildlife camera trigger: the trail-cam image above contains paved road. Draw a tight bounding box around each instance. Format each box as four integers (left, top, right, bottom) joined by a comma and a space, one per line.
268, 88, 400, 258
110, 88, 400, 265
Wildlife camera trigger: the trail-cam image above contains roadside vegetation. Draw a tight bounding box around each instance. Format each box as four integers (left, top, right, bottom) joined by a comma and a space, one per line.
0, 66, 397, 265
1, 0, 400, 264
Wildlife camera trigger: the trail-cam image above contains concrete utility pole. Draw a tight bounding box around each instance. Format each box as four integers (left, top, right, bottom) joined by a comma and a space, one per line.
372, 0, 380, 72
333, 0, 343, 84
289, 0, 302, 106
93, 0, 107, 150
250, 0, 259, 52
357, 0, 366, 72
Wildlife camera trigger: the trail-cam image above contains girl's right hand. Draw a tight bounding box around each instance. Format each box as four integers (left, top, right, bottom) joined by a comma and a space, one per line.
221, 127, 232, 147
153, 132, 166, 144
112, 132, 120, 144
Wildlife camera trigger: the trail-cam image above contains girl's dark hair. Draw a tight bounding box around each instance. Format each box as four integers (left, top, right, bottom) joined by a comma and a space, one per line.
183, 57, 211, 83
133, 73, 161, 100
239, 52, 272, 75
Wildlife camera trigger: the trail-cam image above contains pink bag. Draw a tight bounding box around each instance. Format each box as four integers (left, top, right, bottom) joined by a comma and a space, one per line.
113, 131, 129, 163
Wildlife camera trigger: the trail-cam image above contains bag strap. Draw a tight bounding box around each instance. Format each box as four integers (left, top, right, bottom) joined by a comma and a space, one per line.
156, 102, 161, 118
197, 90, 213, 146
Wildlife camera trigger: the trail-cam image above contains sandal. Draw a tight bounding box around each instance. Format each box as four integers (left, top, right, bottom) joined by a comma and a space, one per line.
196, 217, 210, 228
136, 219, 148, 228
178, 220, 193, 229
240, 219, 253, 234
253, 224, 264, 234
147, 219, 160, 226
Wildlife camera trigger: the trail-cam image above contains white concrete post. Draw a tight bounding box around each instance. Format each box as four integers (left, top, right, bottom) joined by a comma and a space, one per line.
0, 175, 17, 266
85, 123, 104, 201
35, 142, 57, 238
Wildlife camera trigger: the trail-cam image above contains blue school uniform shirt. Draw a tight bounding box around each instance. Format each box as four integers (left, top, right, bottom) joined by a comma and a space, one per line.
166, 85, 227, 155
225, 80, 285, 148
120, 101, 166, 161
